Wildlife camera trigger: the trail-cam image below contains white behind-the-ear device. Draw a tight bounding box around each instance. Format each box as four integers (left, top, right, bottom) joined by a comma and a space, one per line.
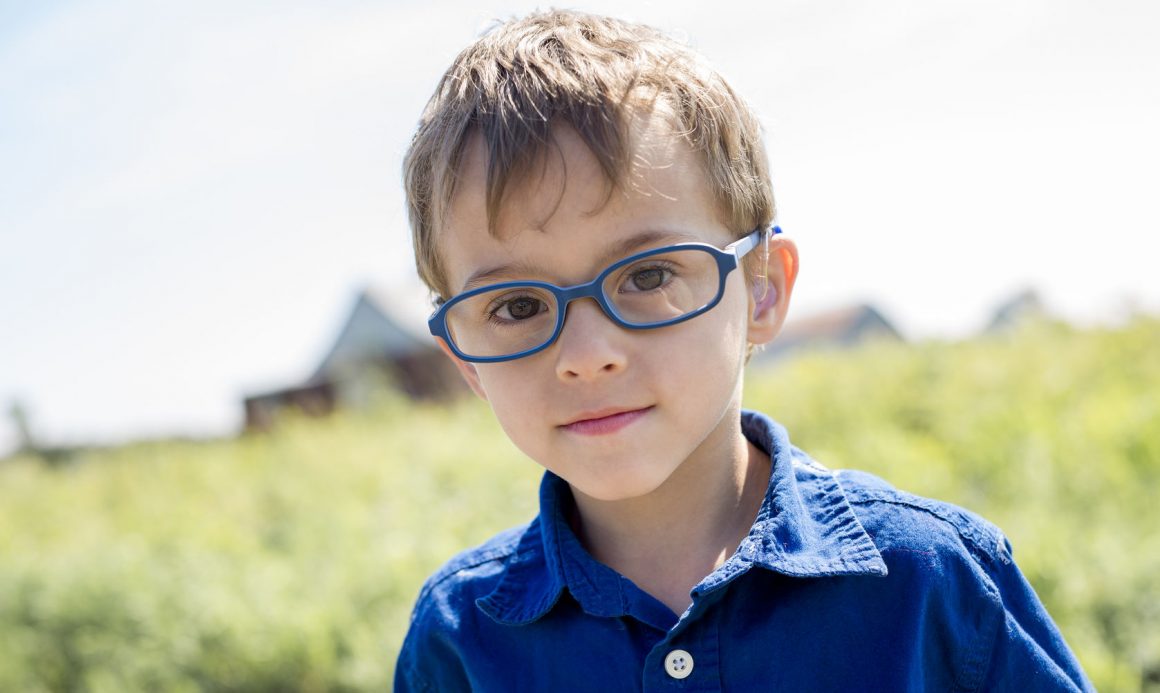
752, 225, 776, 318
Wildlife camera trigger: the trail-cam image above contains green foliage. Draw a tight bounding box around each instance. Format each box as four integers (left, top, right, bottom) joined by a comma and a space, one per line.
748, 317, 1160, 691
1, 316, 1156, 691
0, 400, 540, 692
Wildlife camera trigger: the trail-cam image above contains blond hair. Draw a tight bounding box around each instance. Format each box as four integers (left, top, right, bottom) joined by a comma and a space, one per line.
403, 9, 775, 298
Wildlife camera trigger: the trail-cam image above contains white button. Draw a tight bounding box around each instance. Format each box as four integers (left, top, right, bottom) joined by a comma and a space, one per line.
664, 649, 694, 679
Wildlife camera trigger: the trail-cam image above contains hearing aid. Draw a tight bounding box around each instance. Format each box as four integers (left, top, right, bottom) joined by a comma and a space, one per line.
752, 225, 777, 318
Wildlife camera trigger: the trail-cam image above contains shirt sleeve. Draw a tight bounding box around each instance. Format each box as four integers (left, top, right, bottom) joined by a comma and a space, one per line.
393, 659, 431, 693
394, 609, 473, 693
975, 535, 1095, 692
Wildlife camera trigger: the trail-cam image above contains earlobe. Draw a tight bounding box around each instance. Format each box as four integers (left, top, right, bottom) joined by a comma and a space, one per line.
435, 338, 489, 401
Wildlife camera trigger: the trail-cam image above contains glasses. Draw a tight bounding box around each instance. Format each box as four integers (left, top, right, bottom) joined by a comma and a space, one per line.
429, 226, 781, 363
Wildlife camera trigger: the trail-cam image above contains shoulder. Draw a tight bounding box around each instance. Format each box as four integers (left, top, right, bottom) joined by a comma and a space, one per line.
831, 469, 1093, 691
395, 522, 530, 691
829, 470, 1022, 689
410, 521, 529, 625
834, 468, 1012, 574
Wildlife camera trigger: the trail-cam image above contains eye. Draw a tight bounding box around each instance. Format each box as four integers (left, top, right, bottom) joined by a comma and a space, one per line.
490, 294, 549, 321
622, 264, 674, 292
505, 296, 544, 320
634, 268, 666, 291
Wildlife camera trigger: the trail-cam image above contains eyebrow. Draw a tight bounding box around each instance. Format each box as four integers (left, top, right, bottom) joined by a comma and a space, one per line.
458, 229, 695, 293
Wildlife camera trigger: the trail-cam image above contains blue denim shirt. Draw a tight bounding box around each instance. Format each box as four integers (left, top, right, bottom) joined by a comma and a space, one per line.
395, 411, 1093, 691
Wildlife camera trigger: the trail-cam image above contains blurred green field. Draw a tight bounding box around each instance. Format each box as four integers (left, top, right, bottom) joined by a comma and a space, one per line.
1, 317, 1157, 691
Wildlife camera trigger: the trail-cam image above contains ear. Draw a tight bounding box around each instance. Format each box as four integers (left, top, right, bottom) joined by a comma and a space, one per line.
747, 235, 799, 347
435, 338, 489, 401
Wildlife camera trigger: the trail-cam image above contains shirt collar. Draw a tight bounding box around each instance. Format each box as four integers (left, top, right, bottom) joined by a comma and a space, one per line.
477, 410, 887, 626
726, 410, 887, 581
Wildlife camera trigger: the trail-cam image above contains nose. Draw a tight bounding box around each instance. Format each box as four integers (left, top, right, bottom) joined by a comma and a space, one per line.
553, 298, 628, 381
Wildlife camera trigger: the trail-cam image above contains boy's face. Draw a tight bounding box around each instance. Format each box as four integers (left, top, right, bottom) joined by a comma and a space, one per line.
436, 118, 796, 503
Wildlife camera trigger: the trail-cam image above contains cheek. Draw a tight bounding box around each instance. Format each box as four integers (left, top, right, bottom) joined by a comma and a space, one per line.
720, 277, 756, 347
475, 366, 545, 432
681, 282, 751, 352
644, 306, 748, 386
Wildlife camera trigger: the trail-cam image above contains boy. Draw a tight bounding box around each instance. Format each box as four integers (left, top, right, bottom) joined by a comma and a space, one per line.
396, 10, 1092, 691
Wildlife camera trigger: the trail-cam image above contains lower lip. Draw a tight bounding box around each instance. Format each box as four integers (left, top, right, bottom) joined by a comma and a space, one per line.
561, 407, 652, 436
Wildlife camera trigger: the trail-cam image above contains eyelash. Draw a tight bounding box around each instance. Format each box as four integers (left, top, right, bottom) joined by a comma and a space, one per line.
484, 293, 549, 323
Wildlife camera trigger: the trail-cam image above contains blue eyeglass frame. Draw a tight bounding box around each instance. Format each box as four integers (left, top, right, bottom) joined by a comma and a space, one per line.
429, 225, 782, 363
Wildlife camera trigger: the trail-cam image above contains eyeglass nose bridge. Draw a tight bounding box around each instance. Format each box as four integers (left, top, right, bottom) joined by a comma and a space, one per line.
532, 275, 629, 358
551, 275, 622, 327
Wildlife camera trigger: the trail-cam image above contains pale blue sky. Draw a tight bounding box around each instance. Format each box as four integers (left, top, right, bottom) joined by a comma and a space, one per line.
2, 0, 1158, 453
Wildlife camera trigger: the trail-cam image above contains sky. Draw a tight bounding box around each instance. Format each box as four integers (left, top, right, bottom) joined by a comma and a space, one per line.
2, 0, 1158, 454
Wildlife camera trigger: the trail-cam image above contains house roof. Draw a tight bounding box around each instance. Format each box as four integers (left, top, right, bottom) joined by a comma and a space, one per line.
310, 286, 437, 382
753, 302, 904, 363
985, 288, 1046, 333
776, 303, 901, 343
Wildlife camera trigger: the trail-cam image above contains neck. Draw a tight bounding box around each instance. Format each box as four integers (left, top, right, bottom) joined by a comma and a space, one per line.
570, 409, 770, 616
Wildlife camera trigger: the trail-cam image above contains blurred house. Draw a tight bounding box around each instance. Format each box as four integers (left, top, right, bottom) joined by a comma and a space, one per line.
243, 288, 463, 431
756, 303, 904, 363
983, 289, 1048, 334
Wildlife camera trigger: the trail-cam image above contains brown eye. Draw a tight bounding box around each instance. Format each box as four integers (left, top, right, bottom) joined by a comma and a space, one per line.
505, 297, 545, 320
631, 268, 667, 291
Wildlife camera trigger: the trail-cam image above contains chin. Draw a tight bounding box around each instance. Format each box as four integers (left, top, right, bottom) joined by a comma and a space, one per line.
566, 464, 677, 503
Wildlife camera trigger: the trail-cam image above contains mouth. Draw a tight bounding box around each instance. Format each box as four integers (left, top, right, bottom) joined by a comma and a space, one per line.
560, 406, 654, 436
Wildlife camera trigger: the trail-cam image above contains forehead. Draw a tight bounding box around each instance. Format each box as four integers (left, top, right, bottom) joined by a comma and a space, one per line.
438, 118, 729, 293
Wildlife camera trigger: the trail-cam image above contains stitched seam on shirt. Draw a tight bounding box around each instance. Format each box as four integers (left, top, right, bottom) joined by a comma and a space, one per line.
842, 489, 1003, 569
955, 582, 1003, 692
416, 534, 523, 605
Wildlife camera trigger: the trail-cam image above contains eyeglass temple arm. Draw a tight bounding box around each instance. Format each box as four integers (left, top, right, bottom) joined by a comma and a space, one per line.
727, 225, 782, 304
726, 225, 781, 258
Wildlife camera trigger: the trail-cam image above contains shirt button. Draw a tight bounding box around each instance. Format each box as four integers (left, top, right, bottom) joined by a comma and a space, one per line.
664, 649, 694, 679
